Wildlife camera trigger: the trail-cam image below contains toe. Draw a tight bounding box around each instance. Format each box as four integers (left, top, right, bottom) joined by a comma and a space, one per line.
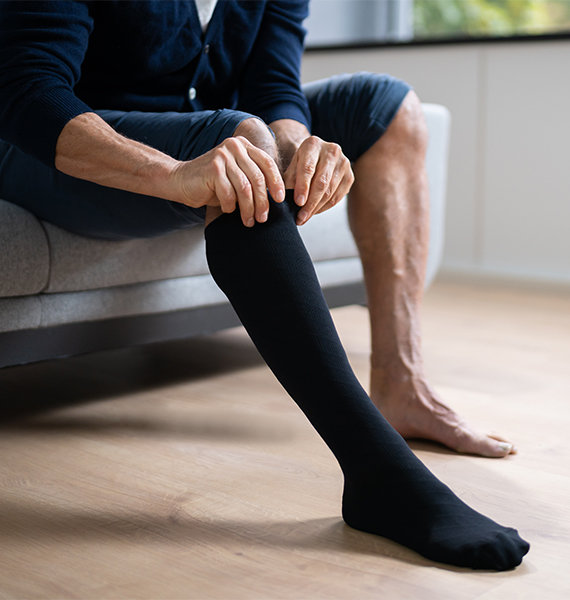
470, 530, 528, 571
452, 428, 514, 458
506, 527, 531, 558
489, 434, 517, 454
479, 437, 514, 458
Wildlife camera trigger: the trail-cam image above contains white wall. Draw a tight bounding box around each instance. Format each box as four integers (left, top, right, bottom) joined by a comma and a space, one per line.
302, 40, 570, 285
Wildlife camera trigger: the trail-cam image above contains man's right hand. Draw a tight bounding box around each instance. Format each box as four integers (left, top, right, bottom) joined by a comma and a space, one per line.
172, 136, 285, 227
55, 113, 285, 229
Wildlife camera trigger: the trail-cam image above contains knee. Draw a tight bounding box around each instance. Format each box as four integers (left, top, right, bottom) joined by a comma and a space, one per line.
233, 117, 278, 162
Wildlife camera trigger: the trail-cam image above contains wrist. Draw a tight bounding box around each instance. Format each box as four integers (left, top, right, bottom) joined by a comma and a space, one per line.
143, 154, 184, 204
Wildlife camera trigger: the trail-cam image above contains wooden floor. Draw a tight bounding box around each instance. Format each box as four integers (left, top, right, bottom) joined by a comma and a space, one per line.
1, 278, 569, 599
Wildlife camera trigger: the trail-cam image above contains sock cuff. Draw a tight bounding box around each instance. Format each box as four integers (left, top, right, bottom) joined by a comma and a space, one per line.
204, 190, 298, 242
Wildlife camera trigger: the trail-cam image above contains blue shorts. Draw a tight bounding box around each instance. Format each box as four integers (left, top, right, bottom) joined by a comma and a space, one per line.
0, 72, 410, 240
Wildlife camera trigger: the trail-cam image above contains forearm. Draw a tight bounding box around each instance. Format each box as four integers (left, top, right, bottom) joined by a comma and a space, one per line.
55, 112, 182, 202
269, 118, 310, 171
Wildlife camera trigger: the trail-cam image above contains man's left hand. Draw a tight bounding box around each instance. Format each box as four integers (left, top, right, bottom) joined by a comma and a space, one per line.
283, 135, 354, 226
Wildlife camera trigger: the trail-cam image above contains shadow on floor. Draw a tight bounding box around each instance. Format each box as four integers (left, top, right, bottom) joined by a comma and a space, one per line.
0, 330, 264, 421
0, 496, 470, 573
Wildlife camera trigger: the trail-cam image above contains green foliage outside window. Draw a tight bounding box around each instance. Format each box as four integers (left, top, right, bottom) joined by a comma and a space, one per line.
413, 0, 570, 38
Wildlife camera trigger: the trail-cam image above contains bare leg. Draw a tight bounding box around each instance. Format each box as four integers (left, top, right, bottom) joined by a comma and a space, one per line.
348, 91, 515, 458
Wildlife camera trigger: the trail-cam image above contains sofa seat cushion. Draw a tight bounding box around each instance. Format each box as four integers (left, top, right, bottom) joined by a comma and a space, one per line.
0, 200, 50, 298
43, 198, 360, 294
44, 222, 211, 293
299, 198, 359, 261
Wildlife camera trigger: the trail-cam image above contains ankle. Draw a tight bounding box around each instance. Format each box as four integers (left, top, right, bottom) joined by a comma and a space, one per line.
370, 361, 425, 394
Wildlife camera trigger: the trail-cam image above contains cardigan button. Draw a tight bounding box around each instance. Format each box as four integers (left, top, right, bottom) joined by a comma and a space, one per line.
188, 87, 197, 101
204, 44, 210, 54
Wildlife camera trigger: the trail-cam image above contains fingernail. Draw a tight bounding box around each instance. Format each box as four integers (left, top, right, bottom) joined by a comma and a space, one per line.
260, 211, 268, 222
298, 209, 308, 223
498, 442, 513, 453
296, 194, 306, 206
246, 218, 255, 227
275, 189, 285, 202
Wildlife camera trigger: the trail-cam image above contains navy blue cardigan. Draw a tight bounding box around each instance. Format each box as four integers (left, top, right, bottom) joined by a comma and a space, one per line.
0, 0, 311, 167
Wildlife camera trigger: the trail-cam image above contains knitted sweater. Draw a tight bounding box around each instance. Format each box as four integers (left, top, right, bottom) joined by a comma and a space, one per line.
0, 0, 311, 167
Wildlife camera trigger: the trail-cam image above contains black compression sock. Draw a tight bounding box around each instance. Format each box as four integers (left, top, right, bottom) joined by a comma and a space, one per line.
205, 191, 529, 570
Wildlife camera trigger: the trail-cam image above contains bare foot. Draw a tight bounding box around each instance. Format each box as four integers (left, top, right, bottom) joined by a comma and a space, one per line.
370, 367, 516, 458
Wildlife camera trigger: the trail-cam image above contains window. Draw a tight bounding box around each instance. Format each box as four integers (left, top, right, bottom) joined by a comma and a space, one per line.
304, 0, 570, 48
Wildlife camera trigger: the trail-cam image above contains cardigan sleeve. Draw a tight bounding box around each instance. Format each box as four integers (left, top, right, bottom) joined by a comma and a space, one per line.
236, 0, 311, 130
0, 1, 94, 167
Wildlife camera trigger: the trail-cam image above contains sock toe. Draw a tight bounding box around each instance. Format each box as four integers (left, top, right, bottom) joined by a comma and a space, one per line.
468, 529, 529, 571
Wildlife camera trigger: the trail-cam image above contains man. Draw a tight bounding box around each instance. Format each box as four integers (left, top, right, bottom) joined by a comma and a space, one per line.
0, 1, 527, 569
0, 0, 513, 459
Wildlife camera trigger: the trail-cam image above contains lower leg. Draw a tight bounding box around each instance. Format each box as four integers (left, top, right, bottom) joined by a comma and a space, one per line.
205, 191, 529, 570
348, 91, 514, 457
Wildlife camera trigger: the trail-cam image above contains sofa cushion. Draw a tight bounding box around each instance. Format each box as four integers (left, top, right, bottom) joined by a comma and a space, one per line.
299, 198, 359, 261
44, 223, 210, 293
0, 200, 49, 297
43, 197, 360, 294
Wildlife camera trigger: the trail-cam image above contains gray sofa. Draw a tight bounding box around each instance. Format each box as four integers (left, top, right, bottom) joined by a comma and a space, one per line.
0, 104, 450, 368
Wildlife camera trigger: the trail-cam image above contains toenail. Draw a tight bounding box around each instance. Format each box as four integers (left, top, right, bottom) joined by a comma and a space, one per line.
498, 442, 512, 453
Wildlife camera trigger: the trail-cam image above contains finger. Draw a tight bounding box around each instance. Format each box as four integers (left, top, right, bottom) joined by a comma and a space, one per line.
225, 159, 255, 227
313, 159, 345, 214
315, 167, 353, 215
234, 147, 271, 223
294, 138, 319, 207
210, 151, 237, 214
297, 150, 338, 225
242, 139, 285, 206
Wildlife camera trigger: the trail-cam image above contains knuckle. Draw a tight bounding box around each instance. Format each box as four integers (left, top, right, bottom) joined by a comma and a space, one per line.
251, 170, 266, 188
213, 146, 226, 159
237, 177, 252, 196
225, 137, 244, 152
211, 156, 225, 175
328, 143, 342, 158
316, 174, 328, 190
261, 153, 278, 171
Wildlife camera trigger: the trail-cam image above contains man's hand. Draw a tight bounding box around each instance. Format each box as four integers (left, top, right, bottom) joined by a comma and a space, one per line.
55, 114, 285, 229
172, 136, 285, 227
283, 135, 354, 226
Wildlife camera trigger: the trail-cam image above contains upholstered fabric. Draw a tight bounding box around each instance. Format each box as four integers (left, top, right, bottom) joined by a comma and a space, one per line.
38, 257, 362, 328
44, 225, 210, 293
0, 200, 49, 297
41, 274, 225, 327
42, 198, 360, 294
0, 296, 42, 330
423, 104, 450, 287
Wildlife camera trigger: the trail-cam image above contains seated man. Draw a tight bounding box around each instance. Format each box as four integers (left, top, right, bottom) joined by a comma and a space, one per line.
0, 0, 528, 569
